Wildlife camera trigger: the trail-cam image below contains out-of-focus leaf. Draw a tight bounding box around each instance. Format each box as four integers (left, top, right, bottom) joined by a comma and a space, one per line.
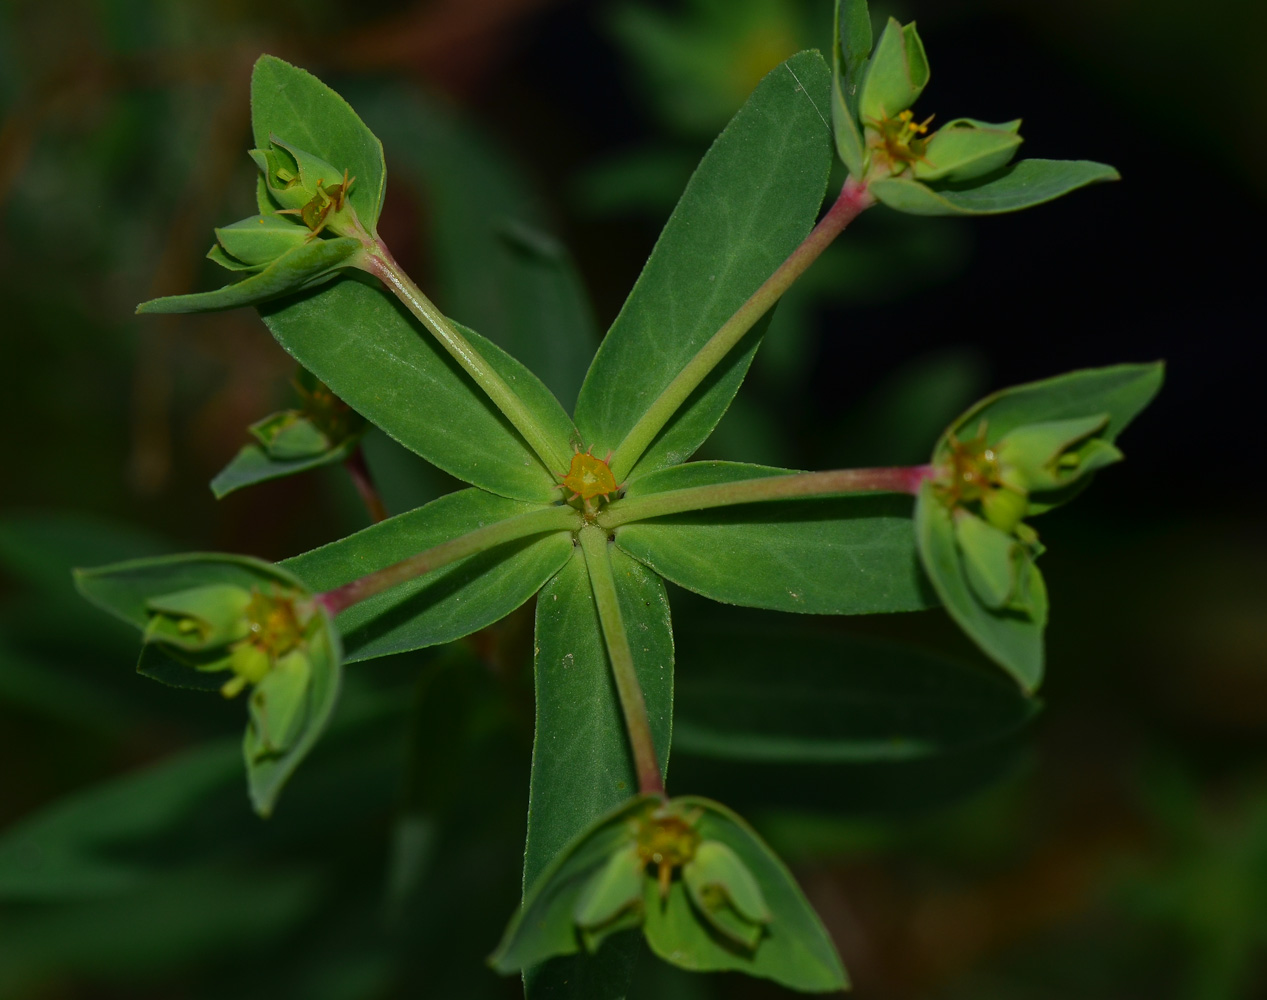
210, 439, 358, 499
0, 739, 240, 898
355, 86, 598, 410
673, 624, 1037, 763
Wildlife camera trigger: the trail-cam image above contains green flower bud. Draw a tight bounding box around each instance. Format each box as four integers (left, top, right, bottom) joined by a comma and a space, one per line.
145, 584, 253, 651
683, 839, 771, 950
858, 17, 929, 122
249, 135, 360, 239
211, 214, 311, 271
912, 118, 1023, 183
996, 414, 1122, 493
573, 843, 646, 953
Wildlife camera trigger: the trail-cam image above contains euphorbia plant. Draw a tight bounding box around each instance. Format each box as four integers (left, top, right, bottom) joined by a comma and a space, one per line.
76, 0, 1160, 993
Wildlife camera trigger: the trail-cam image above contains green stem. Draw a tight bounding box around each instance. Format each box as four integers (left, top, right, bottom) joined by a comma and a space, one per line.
598, 465, 933, 530
317, 505, 580, 616
361, 242, 571, 477
608, 177, 875, 481
578, 524, 665, 796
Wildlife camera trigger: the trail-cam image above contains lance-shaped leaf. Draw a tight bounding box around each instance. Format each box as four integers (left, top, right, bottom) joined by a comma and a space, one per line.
259, 280, 576, 502
612, 461, 933, 614
871, 159, 1120, 216
520, 548, 672, 996
574, 50, 833, 474
281, 489, 574, 663
136, 237, 363, 314
250, 55, 386, 231
672, 623, 1038, 764
73, 553, 343, 816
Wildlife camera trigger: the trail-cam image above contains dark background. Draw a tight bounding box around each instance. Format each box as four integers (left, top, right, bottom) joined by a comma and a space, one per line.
1, 1, 1264, 997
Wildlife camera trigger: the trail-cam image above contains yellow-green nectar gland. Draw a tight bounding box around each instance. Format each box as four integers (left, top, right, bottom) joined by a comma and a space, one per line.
220, 589, 310, 698
277, 169, 356, 239
560, 449, 620, 506
936, 421, 1001, 507
636, 808, 701, 901
868, 108, 934, 175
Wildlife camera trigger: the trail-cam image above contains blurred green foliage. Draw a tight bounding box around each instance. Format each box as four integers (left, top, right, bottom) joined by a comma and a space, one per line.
1, 0, 1264, 997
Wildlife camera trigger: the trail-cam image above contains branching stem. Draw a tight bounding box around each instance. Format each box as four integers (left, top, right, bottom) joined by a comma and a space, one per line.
598, 465, 933, 529
578, 524, 665, 796
343, 445, 389, 524
316, 505, 580, 616
361, 242, 571, 477
608, 177, 875, 480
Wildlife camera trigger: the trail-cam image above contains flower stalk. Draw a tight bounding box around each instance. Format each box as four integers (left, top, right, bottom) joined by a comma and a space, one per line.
316, 504, 580, 616
599, 464, 932, 530
578, 524, 665, 796
360, 242, 572, 478
608, 177, 876, 480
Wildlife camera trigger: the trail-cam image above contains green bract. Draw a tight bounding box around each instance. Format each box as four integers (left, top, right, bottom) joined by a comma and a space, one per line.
211, 372, 369, 498
832, 0, 1119, 214
491, 795, 846, 992
74, 553, 343, 816
915, 363, 1164, 691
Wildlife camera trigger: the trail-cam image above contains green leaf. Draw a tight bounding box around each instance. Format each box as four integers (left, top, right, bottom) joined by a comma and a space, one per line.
831, 0, 873, 176
0, 739, 240, 898
915, 483, 1046, 691
522, 548, 672, 996
259, 277, 576, 502
937, 362, 1164, 460
673, 624, 1037, 763
871, 159, 1120, 216
353, 85, 599, 410
614, 462, 933, 614
210, 439, 357, 499
136, 236, 362, 314
281, 489, 574, 662
573, 50, 834, 474
250, 54, 386, 230
642, 798, 847, 991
